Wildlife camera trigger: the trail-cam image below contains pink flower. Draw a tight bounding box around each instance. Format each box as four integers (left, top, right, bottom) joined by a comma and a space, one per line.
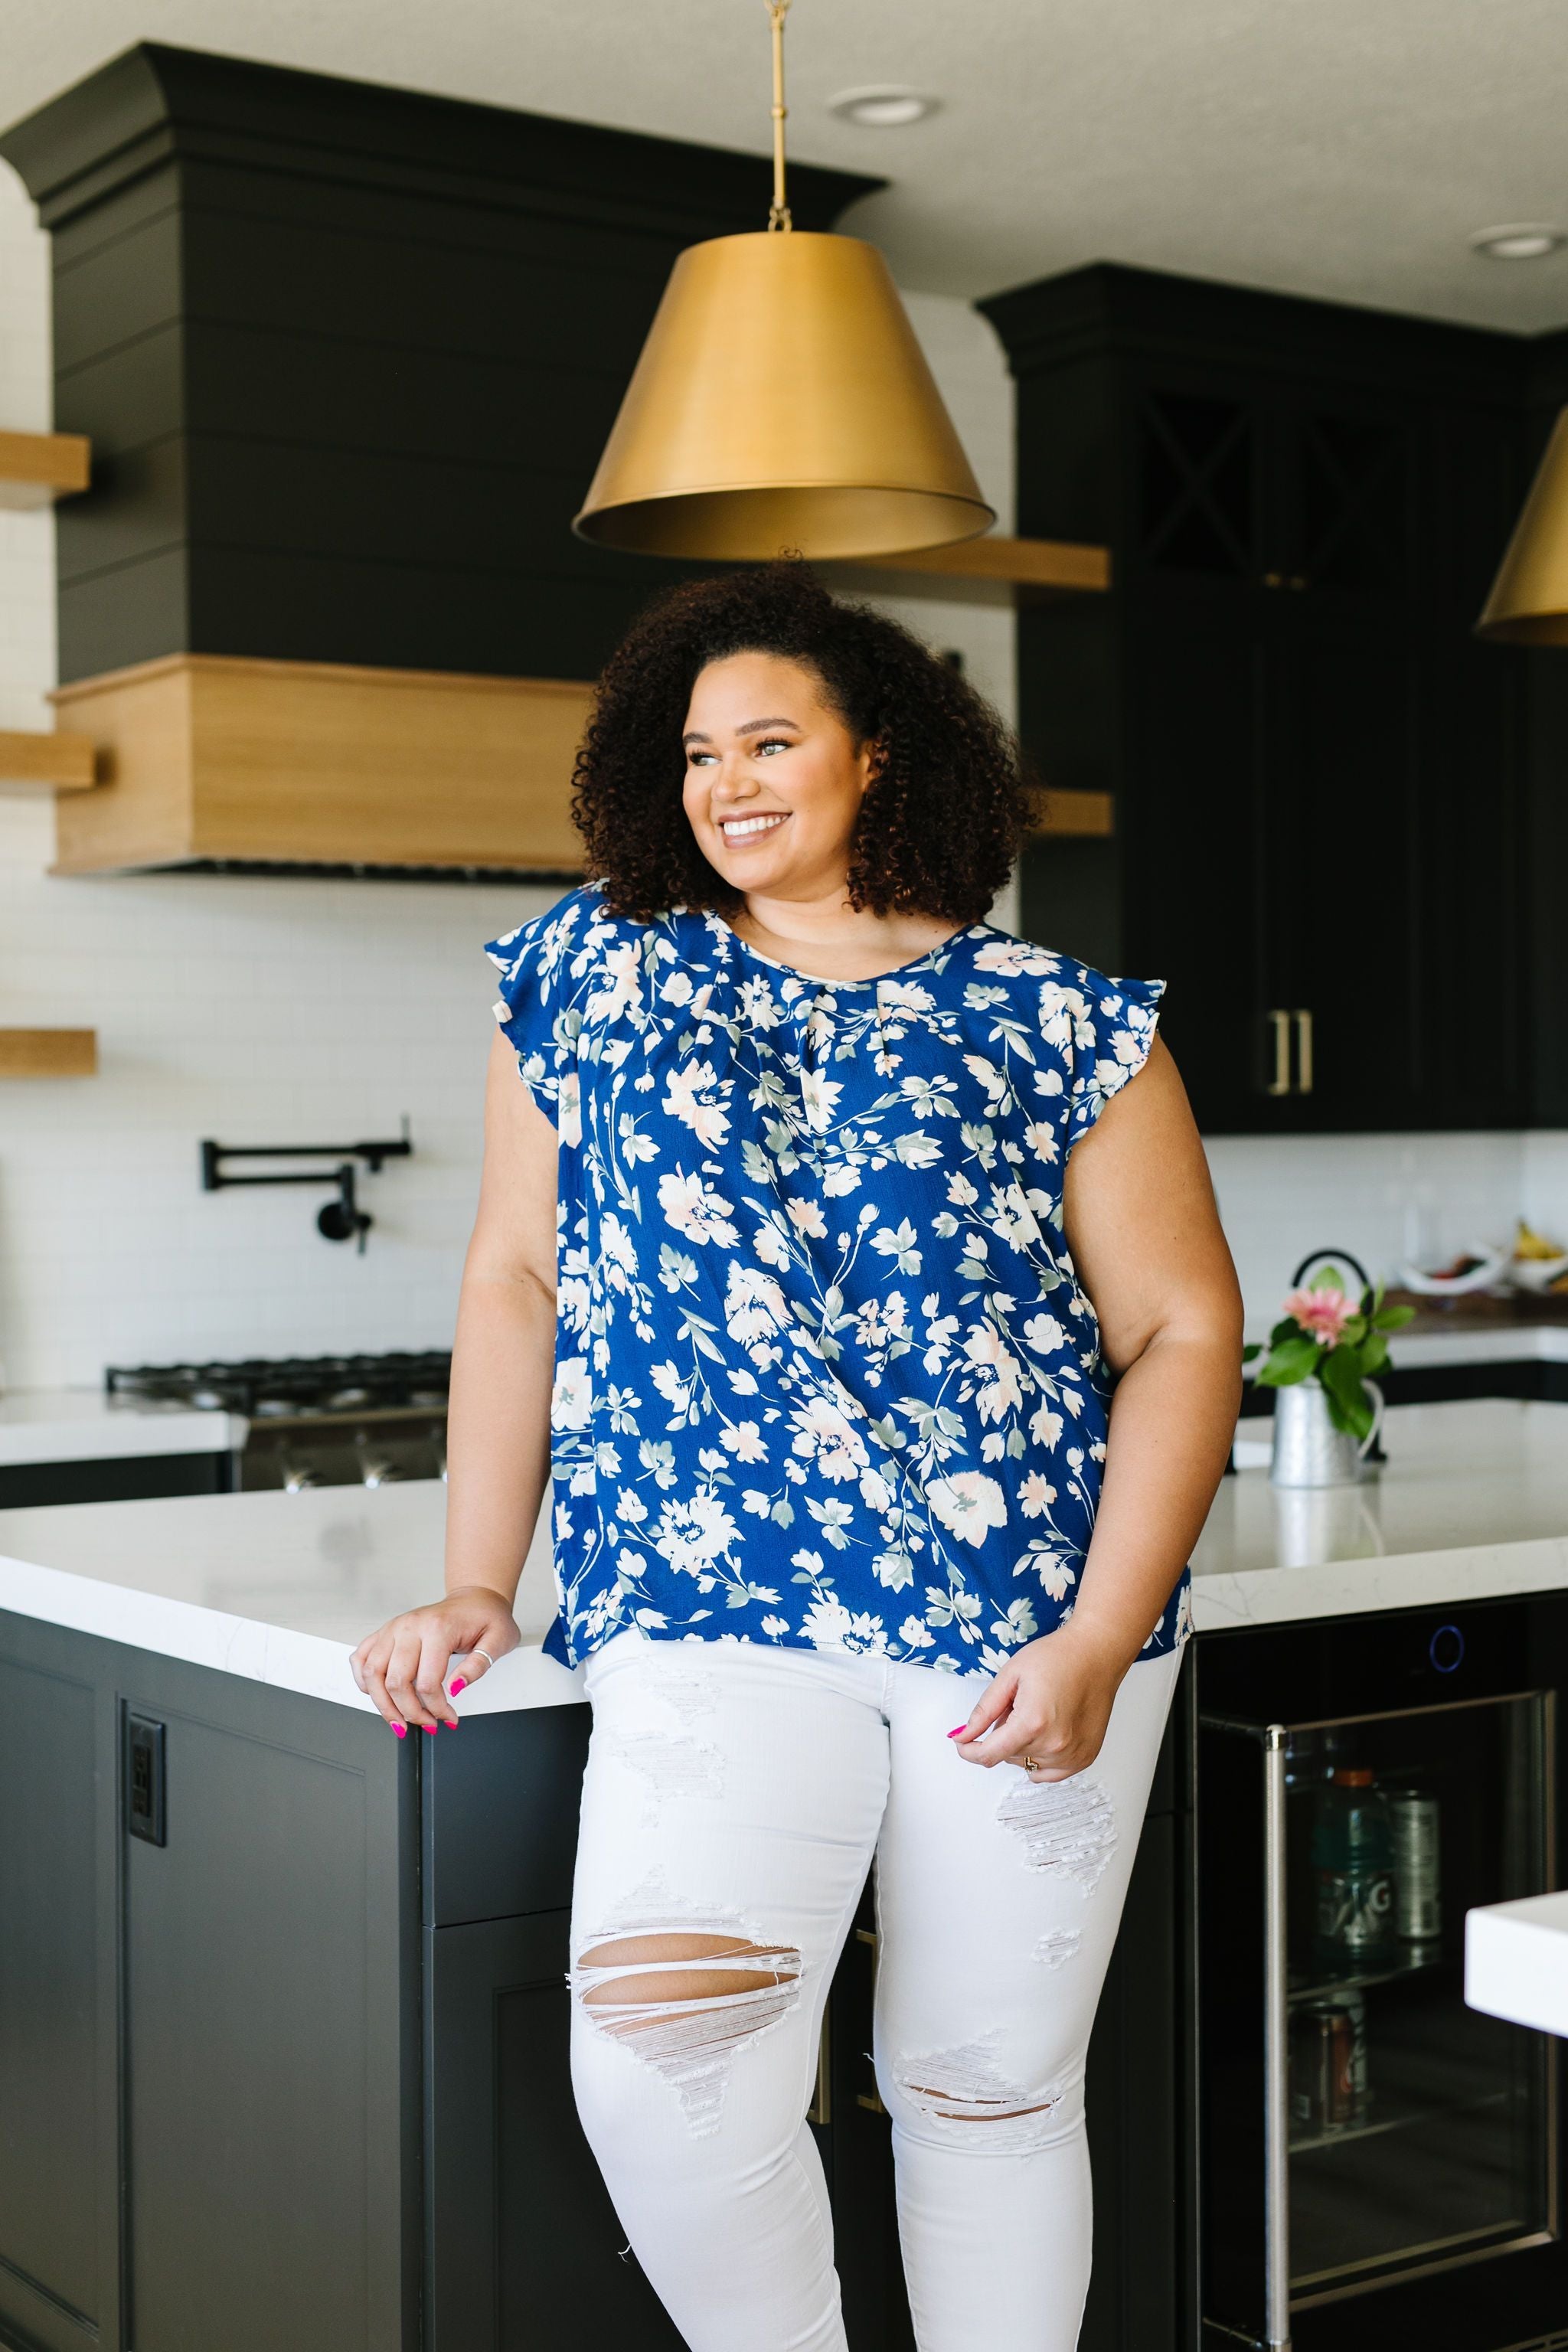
1282, 1284, 1357, 1349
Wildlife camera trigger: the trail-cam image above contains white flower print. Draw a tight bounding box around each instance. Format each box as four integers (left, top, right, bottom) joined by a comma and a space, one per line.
800, 1068, 843, 1132
553, 1357, 592, 1430
926, 1471, 1008, 1547
789, 1395, 871, 1482
963, 1325, 1024, 1423
801, 1594, 857, 1649
658, 1167, 740, 1248
663, 1058, 732, 1146
653, 1491, 741, 1576
483, 884, 1187, 1677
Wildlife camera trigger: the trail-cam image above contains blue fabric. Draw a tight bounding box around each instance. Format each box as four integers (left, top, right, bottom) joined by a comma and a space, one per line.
485, 880, 1190, 1677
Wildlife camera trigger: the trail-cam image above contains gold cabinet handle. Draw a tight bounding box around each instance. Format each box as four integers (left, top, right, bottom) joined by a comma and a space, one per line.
1293, 1008, 1313, 1095
1266, 1009, 1291, 1096
806, 2009, 831, 2126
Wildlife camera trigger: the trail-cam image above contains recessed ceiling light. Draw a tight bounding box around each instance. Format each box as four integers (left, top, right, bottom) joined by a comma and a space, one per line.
1470, 224, 1565, 261
827, 85, 939, 129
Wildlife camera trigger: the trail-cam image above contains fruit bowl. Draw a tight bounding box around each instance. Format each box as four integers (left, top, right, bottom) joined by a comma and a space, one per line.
1511, 1253, 1568, 1294
1396, 1243, 1508, 1296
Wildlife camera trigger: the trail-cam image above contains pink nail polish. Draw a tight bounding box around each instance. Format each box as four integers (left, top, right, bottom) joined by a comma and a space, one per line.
393, 1723, 407, 1740
948, 1724, 969, 1738
424, 1723, 439, 1736
450, 1677, 467, 1696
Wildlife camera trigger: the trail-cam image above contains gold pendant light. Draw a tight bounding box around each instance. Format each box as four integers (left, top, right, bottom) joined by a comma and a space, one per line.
572, 0, 995, 561
1478, 406, 1568, 643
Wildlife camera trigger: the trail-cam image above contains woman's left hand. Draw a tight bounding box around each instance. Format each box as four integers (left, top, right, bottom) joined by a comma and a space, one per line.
950, 1620, 1132, 1781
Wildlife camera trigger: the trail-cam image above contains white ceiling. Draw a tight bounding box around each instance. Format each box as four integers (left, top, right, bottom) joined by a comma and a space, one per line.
5, 0, 1568, 333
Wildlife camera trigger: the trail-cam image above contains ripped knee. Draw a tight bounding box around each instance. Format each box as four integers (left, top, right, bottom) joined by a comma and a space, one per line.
576, 1930, 801, 2018
892, 2030, 1073, 2154
570, 1877, 803, 2138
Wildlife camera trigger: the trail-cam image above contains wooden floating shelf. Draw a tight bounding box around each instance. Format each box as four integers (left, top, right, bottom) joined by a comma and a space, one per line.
0, 1028, 98, 1077
861, 534, 1111, 593
0, 428, 90, 511
0, 729, 98, 791
1032, 791, 1113, 839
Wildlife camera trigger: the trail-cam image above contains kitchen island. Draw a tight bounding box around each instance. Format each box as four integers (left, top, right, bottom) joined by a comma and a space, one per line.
3, 1399, 1567, 2352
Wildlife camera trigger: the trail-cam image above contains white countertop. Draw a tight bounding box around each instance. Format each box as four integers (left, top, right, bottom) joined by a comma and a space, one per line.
0, 1399, 1564, 1713
1193, 1399, 1568, 1631
0, 1387, 245, 1465
1386, 1321, 1568, 1370
1466, 1893, 1568, 2038
0, 1478, 580, 1716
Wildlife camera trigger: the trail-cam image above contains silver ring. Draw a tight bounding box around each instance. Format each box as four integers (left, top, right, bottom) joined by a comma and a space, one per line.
475, 1646, 495, 1669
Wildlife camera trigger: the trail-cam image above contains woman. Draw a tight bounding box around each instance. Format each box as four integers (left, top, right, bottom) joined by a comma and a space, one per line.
352, 563, 1241, 2352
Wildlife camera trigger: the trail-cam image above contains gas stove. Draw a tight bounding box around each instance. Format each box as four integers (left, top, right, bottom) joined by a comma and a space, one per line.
104, 1351, 451, 1491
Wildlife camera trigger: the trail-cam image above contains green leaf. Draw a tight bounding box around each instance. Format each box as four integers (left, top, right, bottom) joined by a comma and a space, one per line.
1255, 1332, 1321, 1387
1311, 1264, 1348, 1295
1358, 1331, 1390, 1377
1269, 1316, 1301, 1348
1341, 1314, 1368, 1347
1373, 1302, 1416, 1331
1242, 1342, 1263, 1364
1318, 1345, 1374, 1439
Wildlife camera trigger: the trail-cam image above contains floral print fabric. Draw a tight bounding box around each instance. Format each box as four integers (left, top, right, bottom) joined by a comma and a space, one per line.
485, 880, 1189, 1678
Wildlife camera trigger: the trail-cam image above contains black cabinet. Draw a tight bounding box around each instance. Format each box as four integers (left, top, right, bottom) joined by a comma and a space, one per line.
980, 263, 1531, 1135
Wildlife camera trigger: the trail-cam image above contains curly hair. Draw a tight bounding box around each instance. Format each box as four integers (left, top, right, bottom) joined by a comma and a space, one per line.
568, 562, 1037, 924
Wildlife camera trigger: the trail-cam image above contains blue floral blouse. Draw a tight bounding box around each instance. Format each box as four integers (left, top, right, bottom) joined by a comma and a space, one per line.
485, 880, 1190, 1679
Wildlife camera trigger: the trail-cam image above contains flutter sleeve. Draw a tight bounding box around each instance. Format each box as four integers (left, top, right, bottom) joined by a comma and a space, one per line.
1053, 962, 1166, 1153
482, 885, 596, 1140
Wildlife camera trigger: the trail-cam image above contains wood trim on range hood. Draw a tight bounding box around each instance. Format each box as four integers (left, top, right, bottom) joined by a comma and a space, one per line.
49, 653, 597, 876
49, 651, 1109, 876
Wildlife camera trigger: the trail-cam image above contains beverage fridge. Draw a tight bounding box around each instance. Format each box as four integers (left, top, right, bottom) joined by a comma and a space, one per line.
1194, 1592, 1568, 2352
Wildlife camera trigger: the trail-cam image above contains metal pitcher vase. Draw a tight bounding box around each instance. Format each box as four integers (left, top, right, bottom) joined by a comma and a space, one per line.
1269, 1376, 1385, 1489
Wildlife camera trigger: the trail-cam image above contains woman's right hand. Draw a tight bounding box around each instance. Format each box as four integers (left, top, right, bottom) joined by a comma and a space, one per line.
351, 1585, 521, 1734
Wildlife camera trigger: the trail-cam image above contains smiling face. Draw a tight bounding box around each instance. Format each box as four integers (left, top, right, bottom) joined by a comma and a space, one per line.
681, 652, 876, 900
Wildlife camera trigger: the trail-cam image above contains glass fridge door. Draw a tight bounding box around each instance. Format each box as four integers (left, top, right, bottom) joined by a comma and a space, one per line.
1282, 1694, 1553, 2305
1201, 1687, 1555, 2343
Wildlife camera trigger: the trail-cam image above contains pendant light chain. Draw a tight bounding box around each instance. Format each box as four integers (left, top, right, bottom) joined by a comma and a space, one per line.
765, 0, 792, 231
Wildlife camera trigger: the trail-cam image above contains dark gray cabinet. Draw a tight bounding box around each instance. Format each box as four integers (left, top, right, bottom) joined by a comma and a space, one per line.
0, 1650, 110, 2352
119, 1691, 410, 2352
0, 1615, 417, 2352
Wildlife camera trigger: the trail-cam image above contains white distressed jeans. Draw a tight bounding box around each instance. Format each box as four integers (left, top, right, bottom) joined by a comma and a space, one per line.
567, 1625, 1185, 2352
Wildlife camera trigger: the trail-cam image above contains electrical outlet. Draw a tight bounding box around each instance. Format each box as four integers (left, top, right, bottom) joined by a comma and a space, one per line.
126, 1713, 166, 1846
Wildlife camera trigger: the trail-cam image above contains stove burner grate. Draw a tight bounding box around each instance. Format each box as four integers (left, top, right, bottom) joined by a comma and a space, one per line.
106, 1350, 452, 1417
